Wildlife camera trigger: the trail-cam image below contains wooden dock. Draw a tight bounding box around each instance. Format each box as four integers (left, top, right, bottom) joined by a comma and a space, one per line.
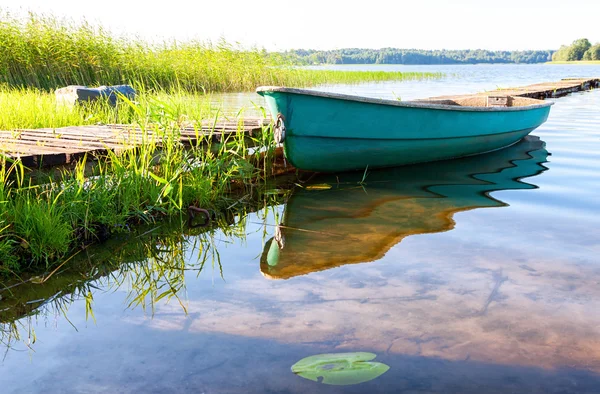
0, 118, 269, 168
424, 77, 599, 101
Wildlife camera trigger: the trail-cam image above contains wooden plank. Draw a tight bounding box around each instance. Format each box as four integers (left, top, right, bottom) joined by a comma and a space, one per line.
424, 77, 600, 102
487, 96, 509, 107
0, 135, 134, 151
2, 130, 129, 142
29, 126, 119, 139
0, 146, 83, 157
3, 129, 191, 146
0, 144, 91, 167
109, 118, 267, 130
0, 140, 91, 154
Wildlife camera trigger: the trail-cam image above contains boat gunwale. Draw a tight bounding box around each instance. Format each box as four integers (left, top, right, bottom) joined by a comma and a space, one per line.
256, 86, 555, 112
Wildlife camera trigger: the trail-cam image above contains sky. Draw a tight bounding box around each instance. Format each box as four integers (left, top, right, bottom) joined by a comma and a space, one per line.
1, 0, 599, 51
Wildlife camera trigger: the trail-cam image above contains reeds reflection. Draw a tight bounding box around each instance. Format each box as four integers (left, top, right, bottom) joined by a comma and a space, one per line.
261, 136, 548, 279
0, 200, 281, 351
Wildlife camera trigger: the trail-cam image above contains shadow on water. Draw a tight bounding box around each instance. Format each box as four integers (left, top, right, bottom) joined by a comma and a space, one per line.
261, 135, 549, 279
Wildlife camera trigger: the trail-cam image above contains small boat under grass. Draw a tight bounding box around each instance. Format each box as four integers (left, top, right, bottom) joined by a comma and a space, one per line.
256, 87, 553, 172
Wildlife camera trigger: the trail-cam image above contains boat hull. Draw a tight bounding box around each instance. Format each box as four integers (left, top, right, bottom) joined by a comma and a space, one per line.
257, 88, 552, 172
284, 128, 536, 172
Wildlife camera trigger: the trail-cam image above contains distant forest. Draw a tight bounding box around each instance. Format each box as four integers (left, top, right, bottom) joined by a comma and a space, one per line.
284, 49, 554, 65
552, 39, 600, 61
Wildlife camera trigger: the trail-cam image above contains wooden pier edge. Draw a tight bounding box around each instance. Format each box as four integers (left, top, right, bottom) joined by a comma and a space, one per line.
0, 117, 272, 169
424, 77, 600, 101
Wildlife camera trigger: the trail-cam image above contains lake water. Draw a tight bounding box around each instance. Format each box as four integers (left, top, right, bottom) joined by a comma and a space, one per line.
2, 65, 600, 393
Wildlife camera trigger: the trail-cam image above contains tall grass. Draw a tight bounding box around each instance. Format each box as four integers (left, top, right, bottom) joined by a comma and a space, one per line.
284, 69, 443, 85
0, 10, 442, 93
0, 10, 279, 92
0, 87, 217, 130
0, 88, 120, 129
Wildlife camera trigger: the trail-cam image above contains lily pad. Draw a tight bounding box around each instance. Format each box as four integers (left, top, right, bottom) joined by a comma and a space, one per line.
291, 352, 389, 386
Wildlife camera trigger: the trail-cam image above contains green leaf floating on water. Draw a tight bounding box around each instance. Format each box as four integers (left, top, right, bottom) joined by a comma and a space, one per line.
291, 352, 389, 386
305, 183, 332, 190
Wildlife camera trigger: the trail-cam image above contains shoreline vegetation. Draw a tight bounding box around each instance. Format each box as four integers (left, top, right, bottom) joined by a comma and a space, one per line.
552, 39, 600, 62
282, 38, 600, 66
0, 10, 443, 278
283, 48, 554, 65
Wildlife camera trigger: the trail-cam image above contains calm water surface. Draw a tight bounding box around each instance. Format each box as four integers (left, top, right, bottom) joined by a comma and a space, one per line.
2, 65, 600, 393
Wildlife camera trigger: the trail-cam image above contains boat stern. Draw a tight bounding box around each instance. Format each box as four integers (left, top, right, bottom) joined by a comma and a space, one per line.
256, 86, 289, 119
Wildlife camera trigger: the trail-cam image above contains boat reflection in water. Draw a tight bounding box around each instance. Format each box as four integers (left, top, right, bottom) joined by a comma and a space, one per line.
261, 136, 548, 279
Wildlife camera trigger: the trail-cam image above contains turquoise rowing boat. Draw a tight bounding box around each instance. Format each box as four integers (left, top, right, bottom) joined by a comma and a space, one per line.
256, 87, 553, 172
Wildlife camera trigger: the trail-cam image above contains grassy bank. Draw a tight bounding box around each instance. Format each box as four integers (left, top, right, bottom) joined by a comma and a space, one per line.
0, 10, 442, 93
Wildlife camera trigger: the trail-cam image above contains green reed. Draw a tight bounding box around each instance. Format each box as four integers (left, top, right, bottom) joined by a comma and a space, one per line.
0, 87, 219, 130
290, 70, 444, 85
0, 10, 442, 93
